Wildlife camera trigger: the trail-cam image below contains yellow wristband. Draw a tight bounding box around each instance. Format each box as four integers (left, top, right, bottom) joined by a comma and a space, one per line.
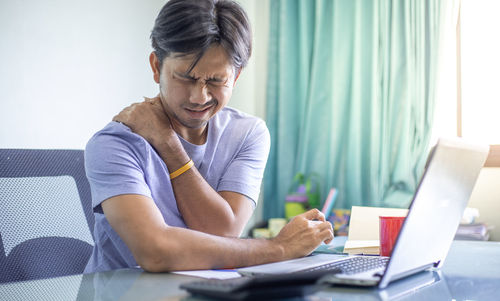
169, 159, 194, 179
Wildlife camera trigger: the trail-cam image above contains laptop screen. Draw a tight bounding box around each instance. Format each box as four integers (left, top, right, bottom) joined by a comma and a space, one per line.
380, 138, 488, 288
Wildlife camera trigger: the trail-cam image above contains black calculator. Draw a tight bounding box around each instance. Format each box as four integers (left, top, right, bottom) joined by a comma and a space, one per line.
180, 268, 341, 300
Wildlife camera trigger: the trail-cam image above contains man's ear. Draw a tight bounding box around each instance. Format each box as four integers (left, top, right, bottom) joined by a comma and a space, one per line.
149, 52, 161, 84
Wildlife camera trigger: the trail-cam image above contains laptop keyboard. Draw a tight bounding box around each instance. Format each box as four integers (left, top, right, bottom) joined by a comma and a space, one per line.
301, 256, 389, 275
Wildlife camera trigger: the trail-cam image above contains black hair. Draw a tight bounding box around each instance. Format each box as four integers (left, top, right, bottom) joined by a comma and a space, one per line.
151, 0, 252, 73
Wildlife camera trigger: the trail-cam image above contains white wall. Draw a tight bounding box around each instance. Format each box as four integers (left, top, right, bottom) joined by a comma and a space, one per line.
0, 0, 270, 235
0, 0, 268, 148
0, 0, 166, 149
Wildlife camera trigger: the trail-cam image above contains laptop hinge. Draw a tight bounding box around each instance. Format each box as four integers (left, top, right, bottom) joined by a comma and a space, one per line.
379, 263, 434, 288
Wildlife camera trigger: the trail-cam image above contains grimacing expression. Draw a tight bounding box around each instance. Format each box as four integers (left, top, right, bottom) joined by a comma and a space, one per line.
153, 45, 236, 130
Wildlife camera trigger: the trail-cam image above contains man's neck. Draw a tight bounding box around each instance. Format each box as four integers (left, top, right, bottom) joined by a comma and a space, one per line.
173, 123, 208, 145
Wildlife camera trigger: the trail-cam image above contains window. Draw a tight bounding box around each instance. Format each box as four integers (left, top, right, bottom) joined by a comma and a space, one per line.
458, 0, 500, 167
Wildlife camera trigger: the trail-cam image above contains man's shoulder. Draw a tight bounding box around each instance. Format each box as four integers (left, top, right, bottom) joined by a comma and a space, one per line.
216, 107, 266, 131
86, 121, 148, 155
212, 107, 270, 147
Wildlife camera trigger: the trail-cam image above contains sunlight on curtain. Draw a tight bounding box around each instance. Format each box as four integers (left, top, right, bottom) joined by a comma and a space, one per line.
264, 0, 455, 219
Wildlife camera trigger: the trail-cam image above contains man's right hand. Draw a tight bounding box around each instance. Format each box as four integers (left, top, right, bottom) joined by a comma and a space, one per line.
271, 209, 334, 260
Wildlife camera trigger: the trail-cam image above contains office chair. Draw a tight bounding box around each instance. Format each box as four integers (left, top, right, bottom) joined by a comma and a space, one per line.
0, 149, 95, 283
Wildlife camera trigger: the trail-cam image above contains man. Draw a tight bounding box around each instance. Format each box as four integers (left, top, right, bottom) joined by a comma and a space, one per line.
84, 0, 333, 273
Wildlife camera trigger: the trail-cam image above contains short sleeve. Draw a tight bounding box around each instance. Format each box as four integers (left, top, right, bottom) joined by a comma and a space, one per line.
217, 119, 271, 205
84, 126, 152, 210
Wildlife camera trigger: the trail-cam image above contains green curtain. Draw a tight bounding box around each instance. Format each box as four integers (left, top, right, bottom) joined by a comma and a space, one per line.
264, 0, 453, 219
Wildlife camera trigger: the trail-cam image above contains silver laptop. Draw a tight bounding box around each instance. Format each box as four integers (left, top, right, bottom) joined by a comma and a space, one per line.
238, 137, 489, 289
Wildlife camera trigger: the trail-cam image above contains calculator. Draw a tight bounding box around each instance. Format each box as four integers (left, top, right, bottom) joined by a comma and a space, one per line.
180, 268, 341, 300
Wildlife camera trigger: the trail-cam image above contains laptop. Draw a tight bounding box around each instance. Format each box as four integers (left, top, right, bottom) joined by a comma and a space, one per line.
238, 137, 489, 289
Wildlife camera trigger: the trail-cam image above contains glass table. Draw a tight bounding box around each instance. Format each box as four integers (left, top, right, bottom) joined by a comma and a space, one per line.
1, 240, 499, 300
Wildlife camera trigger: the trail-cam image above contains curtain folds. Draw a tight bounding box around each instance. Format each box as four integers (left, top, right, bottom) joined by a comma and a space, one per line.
264, 0, 453, 219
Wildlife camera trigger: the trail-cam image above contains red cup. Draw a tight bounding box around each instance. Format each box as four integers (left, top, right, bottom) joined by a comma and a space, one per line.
379, 216, 406, 257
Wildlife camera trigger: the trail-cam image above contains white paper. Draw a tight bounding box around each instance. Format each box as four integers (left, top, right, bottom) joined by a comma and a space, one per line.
172, 269, 242, 280
344, 239, 380, 249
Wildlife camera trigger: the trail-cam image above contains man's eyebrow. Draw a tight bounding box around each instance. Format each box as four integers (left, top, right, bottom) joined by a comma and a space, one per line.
175, 71, 228, 83
174, 71, 198, 80
205, 76, 226, 82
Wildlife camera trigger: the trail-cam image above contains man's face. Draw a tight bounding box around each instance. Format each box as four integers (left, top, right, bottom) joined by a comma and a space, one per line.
152, 45, 236, 131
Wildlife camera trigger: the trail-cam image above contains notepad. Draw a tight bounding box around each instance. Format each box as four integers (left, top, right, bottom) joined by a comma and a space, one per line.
343, 206, 408, 255
343, 240, 380, 255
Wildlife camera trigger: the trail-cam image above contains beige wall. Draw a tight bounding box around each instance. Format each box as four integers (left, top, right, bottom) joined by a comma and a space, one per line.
467, 168, 500, 241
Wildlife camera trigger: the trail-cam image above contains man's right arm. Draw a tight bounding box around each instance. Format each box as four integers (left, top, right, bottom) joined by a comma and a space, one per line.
102, 194, 333, 272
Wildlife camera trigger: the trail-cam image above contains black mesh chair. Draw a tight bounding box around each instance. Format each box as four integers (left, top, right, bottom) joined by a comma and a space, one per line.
0, 149, 94, 283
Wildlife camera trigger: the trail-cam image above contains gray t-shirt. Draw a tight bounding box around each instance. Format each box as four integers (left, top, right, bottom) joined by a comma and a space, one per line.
84, 107, 270, 273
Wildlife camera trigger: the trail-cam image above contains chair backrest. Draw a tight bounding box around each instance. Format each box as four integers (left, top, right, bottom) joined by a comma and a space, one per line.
0, 149, 94, 283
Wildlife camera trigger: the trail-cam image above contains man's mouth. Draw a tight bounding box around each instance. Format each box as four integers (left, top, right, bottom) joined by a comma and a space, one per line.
185, 106, 212, 118
187, 107, 211, 112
